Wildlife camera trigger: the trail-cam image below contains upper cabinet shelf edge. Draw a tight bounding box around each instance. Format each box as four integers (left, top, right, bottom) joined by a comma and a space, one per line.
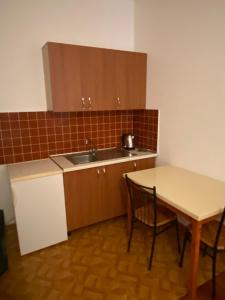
42, 42, 147, 112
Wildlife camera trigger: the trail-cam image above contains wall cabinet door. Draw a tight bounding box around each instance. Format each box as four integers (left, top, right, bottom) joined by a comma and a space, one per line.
101, 50, 147, 110
126, 52, 147, 109
43, 43, 103, 112
43, 42, 147, 112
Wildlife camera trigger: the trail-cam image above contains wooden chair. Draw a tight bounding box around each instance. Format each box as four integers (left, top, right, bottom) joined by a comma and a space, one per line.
179, 207, 225, 298
125, 175, 180, 270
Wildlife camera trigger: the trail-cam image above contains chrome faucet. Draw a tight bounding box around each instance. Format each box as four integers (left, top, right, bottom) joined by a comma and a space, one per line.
85, 138, 96, 154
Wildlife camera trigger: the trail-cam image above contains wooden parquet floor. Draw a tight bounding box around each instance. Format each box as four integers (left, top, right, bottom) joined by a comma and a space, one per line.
1, 217, 225, 300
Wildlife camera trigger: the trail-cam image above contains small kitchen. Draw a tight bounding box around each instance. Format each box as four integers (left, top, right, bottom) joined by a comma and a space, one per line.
1, 1, 225, 300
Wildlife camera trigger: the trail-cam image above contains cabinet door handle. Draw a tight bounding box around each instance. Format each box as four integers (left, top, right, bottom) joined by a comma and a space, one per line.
88, 97, 92, 109
116, 97, 121, 109
97, 169, 100, 175
81, 97, 85, 109
133, 162, 137, 169
102, 167, 106, 174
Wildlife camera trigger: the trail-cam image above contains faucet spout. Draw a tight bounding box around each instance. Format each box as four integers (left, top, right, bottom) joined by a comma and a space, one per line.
85, 138, 96, 154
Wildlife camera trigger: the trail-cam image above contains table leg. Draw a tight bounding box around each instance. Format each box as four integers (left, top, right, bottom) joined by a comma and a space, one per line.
188, 220, 202, 300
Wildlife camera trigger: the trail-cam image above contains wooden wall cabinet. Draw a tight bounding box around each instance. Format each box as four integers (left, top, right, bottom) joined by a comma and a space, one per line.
42, 42, 147, 112
63, 158, 155, 231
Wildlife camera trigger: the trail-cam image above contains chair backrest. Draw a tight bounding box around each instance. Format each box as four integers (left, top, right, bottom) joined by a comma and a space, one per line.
214, 207, 225, 250
125, 175, 157, 226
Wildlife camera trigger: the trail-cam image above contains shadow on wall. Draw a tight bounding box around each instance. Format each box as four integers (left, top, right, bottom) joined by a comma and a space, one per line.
0, 165, 14, 225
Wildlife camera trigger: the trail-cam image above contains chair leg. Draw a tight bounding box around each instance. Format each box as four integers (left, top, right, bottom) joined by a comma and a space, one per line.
179, 229, 189, 267
202, 244, 207, 256
127, 220, 134, 252
175, 220, 181, 253
148, 228, 157, 270
212, 251, 217, 299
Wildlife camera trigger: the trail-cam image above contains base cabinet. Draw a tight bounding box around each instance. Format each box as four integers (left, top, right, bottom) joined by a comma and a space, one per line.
63, 158, 155, 231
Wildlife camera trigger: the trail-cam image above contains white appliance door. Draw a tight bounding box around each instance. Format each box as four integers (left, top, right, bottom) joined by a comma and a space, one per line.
11, 174, 68, 255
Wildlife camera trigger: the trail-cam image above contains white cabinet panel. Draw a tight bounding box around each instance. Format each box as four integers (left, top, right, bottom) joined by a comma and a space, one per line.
11, 173, 67, 255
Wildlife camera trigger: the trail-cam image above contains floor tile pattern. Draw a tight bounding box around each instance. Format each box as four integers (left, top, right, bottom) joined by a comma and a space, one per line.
1, 217, 224, 300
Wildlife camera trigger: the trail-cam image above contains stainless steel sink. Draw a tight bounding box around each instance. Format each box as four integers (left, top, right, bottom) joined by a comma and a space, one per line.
65, 148, 137, 165
65, 152, 96, 164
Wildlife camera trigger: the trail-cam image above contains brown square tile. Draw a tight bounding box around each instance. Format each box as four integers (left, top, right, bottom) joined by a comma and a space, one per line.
40, 143, 48, 151
2, 138, 12, 147
48, 135, 56, 142
37, 119, 46, 127
36, 112, 46, 119
30, 129, 39, 136
28, 112, 37, 119
32, 152, 41, 160
39, 136, 48, 143
56, 142, 64, 149
21, 129, 29, 137
40, 151, 48, 159
30, 137, 39, 144
9, 113, 19, 121
29, 120, 38, 128
5, 155, 14, 164
3, 147, 13, 156
39, 128, 47, 136
20, 120, 29, 129
21, 137, 31, 145
13, 146, 23, 154
11, 130, 21, 138
1, 130, 11, 139
31, 144, 40, 152
18, 112, 28, 120
23, 153, 32, 161
22, 145, 32, 153
0, 122, 10, 130
0, 113, 9, 121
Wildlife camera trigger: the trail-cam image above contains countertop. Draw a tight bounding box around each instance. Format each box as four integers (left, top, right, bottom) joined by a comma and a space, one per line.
8, 158, 63, 182
51, 149, 158, 172
126, 165, 225, 221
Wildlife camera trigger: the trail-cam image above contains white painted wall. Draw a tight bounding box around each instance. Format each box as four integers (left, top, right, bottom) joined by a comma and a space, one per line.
0, 0, 134, 223
135, 0, 225, 181
0, 0, 134, 112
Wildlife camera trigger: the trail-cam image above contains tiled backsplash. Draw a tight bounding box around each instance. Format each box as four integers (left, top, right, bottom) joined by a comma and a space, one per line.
0, 110, 158, 164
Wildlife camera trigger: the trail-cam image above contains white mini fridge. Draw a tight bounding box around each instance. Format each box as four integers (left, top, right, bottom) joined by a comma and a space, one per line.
8, 159, 68, 255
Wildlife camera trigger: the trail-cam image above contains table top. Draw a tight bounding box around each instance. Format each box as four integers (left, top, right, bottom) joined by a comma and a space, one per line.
126, 165, 225, 221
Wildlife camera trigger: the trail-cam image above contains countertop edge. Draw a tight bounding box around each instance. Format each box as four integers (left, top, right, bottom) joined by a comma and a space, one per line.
7, 158, 63, 183
52, 153, 158, 173
9, 170, 63, 183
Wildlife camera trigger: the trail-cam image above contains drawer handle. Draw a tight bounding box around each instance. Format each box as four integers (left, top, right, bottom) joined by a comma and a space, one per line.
133, 162, 137, 169
102, 167, 106, 174
97, 169, 100, 175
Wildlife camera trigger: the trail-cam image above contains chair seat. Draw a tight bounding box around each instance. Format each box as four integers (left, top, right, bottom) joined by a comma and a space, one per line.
201, 220, 225, 250
135, 204, 177, 227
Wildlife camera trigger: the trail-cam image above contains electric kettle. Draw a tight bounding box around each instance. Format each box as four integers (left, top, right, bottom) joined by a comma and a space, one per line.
122, 133, 135, 150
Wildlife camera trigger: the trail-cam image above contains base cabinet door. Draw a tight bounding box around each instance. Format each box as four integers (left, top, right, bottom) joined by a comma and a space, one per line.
101, 163, 127, 220
63, 167, 101, 231
63, 158, 155, 231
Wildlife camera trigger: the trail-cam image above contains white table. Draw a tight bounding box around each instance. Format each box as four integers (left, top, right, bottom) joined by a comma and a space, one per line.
126, 165, 225, 300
